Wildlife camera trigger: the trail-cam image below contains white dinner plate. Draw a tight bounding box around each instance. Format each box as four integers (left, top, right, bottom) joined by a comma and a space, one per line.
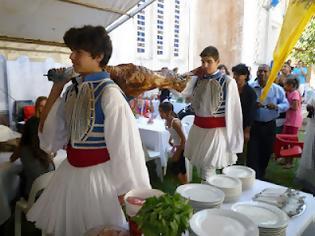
223, 165, 255, 179
176, 184, 224, 203
231, 202, 289, 229
207, 174, 242, 189
189, 209, 259, 236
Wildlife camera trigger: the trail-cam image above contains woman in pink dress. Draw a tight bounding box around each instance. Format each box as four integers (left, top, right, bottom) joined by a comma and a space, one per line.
282, 77, 303, 168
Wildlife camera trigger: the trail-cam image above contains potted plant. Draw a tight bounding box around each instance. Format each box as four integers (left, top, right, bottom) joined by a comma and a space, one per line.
132, 193, 193, 236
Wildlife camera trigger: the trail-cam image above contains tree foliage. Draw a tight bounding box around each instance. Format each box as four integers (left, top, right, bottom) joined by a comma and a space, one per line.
291, 16, 315, 65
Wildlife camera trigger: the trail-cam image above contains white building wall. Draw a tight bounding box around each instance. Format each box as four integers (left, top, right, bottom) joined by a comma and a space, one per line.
109, 0, 190, 73
241, 0, 289, 77
265, 0, 289, 64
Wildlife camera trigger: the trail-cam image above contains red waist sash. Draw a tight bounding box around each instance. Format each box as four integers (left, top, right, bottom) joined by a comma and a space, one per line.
67, 145, 110, 167
194, 115, 226, 129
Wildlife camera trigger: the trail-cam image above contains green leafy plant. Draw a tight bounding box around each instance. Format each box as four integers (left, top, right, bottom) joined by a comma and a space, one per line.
291, 16, 315, 65
132, 193, 193, 236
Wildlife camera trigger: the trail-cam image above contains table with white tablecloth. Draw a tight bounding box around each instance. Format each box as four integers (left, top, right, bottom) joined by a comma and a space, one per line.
136, 117, 171, 179
222, 180, 315, 236
0, 150, 67, 225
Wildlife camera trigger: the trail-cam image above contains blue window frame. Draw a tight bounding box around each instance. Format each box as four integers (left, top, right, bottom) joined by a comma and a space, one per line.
137, 37, 145, 42
136, 1, 147, 54
156, 0, 165, 55
174, 0, 181, 57
137, 20, 145, 25
138, 48, 145, 53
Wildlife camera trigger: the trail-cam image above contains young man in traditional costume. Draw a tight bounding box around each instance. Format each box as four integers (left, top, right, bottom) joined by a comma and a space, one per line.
183, 46, 243, 182
27, 25, 151, 236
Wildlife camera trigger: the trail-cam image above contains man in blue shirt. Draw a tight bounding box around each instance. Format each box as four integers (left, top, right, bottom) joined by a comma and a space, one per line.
247, 64, 289, 179
292, 60, 307, 96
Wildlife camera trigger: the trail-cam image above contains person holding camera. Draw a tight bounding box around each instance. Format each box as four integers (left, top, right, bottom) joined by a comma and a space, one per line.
295, 94, 315, 194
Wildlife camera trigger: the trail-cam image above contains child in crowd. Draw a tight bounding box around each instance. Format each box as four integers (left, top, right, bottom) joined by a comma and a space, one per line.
275, 63, 293, 134
282, 77, 303, 168
159, 102, 187, 184
27, 25, 150, 236
283, 78, 303, 135
183, 46, 243, 181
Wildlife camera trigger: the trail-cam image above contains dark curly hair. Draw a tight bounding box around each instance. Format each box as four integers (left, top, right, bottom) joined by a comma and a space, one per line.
63, 25, 112, 67
285, 76, 300, 90
232, 63, 250, 81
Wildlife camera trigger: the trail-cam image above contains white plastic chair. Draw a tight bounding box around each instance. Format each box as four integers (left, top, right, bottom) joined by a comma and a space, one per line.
143, 144, 163, 182
181, 115, 195, 136
181, 115, 195, 182
15, 171, 55, 236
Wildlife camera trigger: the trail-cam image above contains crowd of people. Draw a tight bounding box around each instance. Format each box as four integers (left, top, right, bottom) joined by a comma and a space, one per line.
5, 25, 315, 235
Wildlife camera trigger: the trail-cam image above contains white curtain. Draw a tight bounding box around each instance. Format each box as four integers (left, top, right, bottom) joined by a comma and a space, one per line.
6, 56, 68, 126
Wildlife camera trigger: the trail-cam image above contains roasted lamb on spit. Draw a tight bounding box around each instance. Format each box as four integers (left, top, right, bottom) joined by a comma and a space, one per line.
104, 63, 189, 97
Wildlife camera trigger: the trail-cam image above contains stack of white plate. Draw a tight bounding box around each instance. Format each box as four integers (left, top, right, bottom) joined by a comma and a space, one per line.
223, 165, 256, 190
189, 209, 259, 236
206, 174, 242, 203
231, 202, 289, 236
176, 184, 225, 211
